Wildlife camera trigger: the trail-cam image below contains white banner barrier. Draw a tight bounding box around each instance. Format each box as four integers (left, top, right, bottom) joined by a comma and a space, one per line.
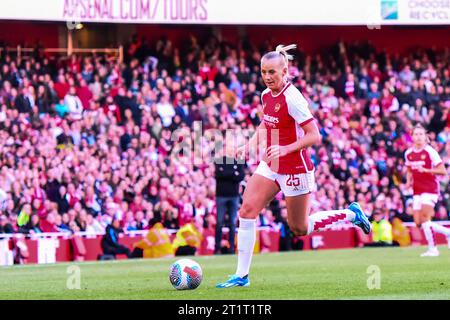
0, 239, 13, 266
0, 0, 448, 25
0, 221, 448, 242
0, 225, 276, 240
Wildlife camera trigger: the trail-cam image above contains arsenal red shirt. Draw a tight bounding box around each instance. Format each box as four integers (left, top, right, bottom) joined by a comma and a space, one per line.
261, 82, 315, 174
405, 145, 442, 195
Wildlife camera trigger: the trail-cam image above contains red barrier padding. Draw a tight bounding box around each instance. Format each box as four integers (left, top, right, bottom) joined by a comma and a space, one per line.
3, 225, 448, 265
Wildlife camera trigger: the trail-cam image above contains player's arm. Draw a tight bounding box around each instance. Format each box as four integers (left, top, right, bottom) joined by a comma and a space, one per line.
406, 166, 413, 189
419, 162, 447, 176
417, 147, 447, 176
267, 120, 320, 161
228, 122, 266, 159
404, 151, 413, 188
286, 120, 321, 153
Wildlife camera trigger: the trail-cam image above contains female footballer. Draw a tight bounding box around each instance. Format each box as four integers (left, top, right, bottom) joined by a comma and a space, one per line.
405, 124, 449, 257
217, 44, 372, 288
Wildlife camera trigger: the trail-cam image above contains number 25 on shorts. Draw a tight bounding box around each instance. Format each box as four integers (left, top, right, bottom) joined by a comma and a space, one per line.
286, 174, 300, 187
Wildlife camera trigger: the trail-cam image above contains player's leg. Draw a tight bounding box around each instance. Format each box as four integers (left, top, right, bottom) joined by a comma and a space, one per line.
235, 174, 280, 276
420, 195, 450, 248
419, 204, 440, 257
285, 193, 369, 236
216, 173, 280, 288
285, 192, 311, 236
412, 210, 422, 228
281, 172, 370, 236
427, 219, 450, 239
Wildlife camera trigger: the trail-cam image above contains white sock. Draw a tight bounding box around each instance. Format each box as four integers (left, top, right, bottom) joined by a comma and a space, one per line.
428, 221, 450, 237
307, 209, 356, 234
235, 217, 256, 278
422, 221, 437, 250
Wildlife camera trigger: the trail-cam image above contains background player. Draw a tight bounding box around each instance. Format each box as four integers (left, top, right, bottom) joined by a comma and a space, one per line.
405, 124, 450, 257
217, 44, 372, 288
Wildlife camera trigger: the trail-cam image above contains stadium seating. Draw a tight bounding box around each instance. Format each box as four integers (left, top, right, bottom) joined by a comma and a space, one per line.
0, 32, 448, 263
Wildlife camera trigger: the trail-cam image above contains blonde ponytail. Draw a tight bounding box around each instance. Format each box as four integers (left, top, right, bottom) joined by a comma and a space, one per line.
275, 44, 297, 66
262, 43, 297, 68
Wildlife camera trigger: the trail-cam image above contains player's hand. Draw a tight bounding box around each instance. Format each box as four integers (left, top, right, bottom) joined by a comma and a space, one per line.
266, 145, 290, 162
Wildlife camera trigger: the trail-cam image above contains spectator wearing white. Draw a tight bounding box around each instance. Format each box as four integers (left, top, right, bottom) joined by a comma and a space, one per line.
69, 121, 82, 146
89, 75, 103, 101
0, 104, 6, 123
64, 86, 83, 120
420, 63, 437, 80
85, 214, 105, 235
156, 94, 176, 127
344, 73, 356, 100
321, 87, 339, 111
24, 86, 36, 109
0, 187, 7, 211
399, 65, 416, 86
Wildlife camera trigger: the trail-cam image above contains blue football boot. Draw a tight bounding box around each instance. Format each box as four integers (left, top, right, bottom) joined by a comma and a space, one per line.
216, 275, 250, 288
348, 202, 372, 234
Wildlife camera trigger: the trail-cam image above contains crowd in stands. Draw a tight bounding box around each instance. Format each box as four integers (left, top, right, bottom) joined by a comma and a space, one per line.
0, 33, 449, 248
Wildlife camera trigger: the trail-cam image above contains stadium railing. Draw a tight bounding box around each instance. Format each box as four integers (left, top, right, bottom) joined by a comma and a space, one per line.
0, 45, 123, 62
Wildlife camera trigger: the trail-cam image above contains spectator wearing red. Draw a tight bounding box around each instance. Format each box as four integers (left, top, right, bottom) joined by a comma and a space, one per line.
40, 211, 59, 233
54, 74, 70, 100
76, 79, 93, 110
199, 61, 218, 82
381, 88, 399, 113
130, 195, 145, 215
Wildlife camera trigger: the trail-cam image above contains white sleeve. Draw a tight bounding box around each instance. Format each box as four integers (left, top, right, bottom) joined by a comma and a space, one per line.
260, 89, 270, 106
426, 146, 443, 167
285, 87, 314, 126
404, 150, 410, 166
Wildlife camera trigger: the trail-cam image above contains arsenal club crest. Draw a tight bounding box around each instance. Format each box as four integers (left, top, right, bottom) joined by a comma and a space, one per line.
421, 154, 426, 160
274, 103, 281, 112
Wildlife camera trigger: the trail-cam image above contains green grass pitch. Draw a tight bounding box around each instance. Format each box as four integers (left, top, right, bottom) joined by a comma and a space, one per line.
1, 246, 449, 299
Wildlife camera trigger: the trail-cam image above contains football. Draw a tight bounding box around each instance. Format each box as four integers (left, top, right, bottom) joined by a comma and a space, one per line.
169, 258, 203, 290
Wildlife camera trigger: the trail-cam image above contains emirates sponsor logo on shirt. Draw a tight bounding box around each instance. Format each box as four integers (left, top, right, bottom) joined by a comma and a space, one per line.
406, 160, 426, 168
263, 114, 279, 123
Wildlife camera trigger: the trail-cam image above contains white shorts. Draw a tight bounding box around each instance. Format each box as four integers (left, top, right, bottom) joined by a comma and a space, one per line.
254, 161, 316, 197
413, 193, 438, 211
